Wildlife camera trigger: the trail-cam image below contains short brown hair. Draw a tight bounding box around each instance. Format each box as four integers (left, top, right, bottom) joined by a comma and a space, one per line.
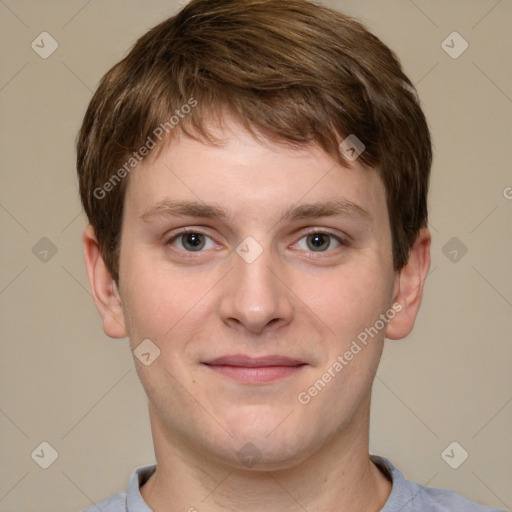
77, 0, 432, 284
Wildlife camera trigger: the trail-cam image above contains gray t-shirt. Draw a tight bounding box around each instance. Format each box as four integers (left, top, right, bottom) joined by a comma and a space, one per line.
81, 455, 505, 511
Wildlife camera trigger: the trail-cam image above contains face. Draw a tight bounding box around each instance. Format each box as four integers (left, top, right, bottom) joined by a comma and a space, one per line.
115, 118, 400, 469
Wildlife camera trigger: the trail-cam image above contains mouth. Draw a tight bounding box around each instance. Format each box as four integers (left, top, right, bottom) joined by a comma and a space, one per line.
202, 355, 308, 384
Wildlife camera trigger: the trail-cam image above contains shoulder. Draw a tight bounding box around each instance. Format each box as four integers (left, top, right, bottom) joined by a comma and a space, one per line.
79, 492, 126, 512
371, 455, 506, 512
77, 463, 156, 512
420, 485, 504, 511
405, 480, 505, 512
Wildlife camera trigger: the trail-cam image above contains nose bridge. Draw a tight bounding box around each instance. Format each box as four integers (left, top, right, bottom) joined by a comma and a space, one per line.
219, 238, 293, 333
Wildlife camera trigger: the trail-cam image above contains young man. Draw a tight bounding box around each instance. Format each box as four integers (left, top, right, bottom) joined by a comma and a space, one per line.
77, 0, 504, 510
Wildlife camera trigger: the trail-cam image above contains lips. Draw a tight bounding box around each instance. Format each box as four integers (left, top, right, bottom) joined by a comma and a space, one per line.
204, 355, 305, 367
202, 355, 307, 384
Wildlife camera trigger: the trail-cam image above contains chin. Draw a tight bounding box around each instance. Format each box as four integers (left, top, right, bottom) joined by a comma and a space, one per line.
212, 436, 314, 472
215, 420, 318, 472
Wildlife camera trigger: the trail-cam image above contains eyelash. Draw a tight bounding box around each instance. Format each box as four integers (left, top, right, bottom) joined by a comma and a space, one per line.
164, 228, 349, 258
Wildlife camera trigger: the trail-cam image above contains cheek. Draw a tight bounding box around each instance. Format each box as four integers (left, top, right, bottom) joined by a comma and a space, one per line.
294, 262, 393, 340
120, 255, 215, 349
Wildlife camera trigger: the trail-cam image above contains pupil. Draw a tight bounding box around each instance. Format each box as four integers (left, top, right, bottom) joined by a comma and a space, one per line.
308, 233, 329, 251
184, 233, 204, 250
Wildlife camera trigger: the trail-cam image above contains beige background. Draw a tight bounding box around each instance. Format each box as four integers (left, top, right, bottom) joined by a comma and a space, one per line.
0, 0, 510, 510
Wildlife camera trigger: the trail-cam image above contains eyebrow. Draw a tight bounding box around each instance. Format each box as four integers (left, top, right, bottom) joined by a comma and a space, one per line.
140, 198, 371, 224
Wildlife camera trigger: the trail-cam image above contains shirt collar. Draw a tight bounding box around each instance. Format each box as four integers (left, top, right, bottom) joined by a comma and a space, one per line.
126, 456, 405, 511
127, 463, 156, 511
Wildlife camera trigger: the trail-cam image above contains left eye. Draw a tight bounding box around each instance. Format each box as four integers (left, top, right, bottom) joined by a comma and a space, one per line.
295, 232, 342, 252
168, 232, 216, 252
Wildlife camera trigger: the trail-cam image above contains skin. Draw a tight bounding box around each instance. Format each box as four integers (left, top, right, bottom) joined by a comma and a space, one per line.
83, 116, 431, 512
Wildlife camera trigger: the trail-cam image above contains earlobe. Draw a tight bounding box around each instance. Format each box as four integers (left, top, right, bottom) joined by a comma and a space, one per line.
82, 225, 127, 339
385, 227, 431, 340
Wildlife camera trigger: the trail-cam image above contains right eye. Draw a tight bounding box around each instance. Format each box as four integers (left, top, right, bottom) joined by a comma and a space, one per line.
166, 230, 217, 252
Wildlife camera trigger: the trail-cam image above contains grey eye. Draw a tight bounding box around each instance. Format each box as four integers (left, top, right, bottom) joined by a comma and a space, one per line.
294, 232, 342, 253
180, 233, 206, 251
306, 233, 331, 251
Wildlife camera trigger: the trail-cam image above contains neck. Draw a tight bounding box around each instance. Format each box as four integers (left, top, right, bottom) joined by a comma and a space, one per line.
141, 397, 391, 512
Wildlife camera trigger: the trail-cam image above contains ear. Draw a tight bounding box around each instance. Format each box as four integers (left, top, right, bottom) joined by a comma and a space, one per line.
82, 225, 127, 339
385, 227, 431, 340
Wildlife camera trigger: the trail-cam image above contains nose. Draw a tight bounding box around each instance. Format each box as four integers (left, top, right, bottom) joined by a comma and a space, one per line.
219, 242, 294, 334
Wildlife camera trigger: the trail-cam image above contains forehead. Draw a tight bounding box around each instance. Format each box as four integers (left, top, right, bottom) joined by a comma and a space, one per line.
123, 119, 389, 228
